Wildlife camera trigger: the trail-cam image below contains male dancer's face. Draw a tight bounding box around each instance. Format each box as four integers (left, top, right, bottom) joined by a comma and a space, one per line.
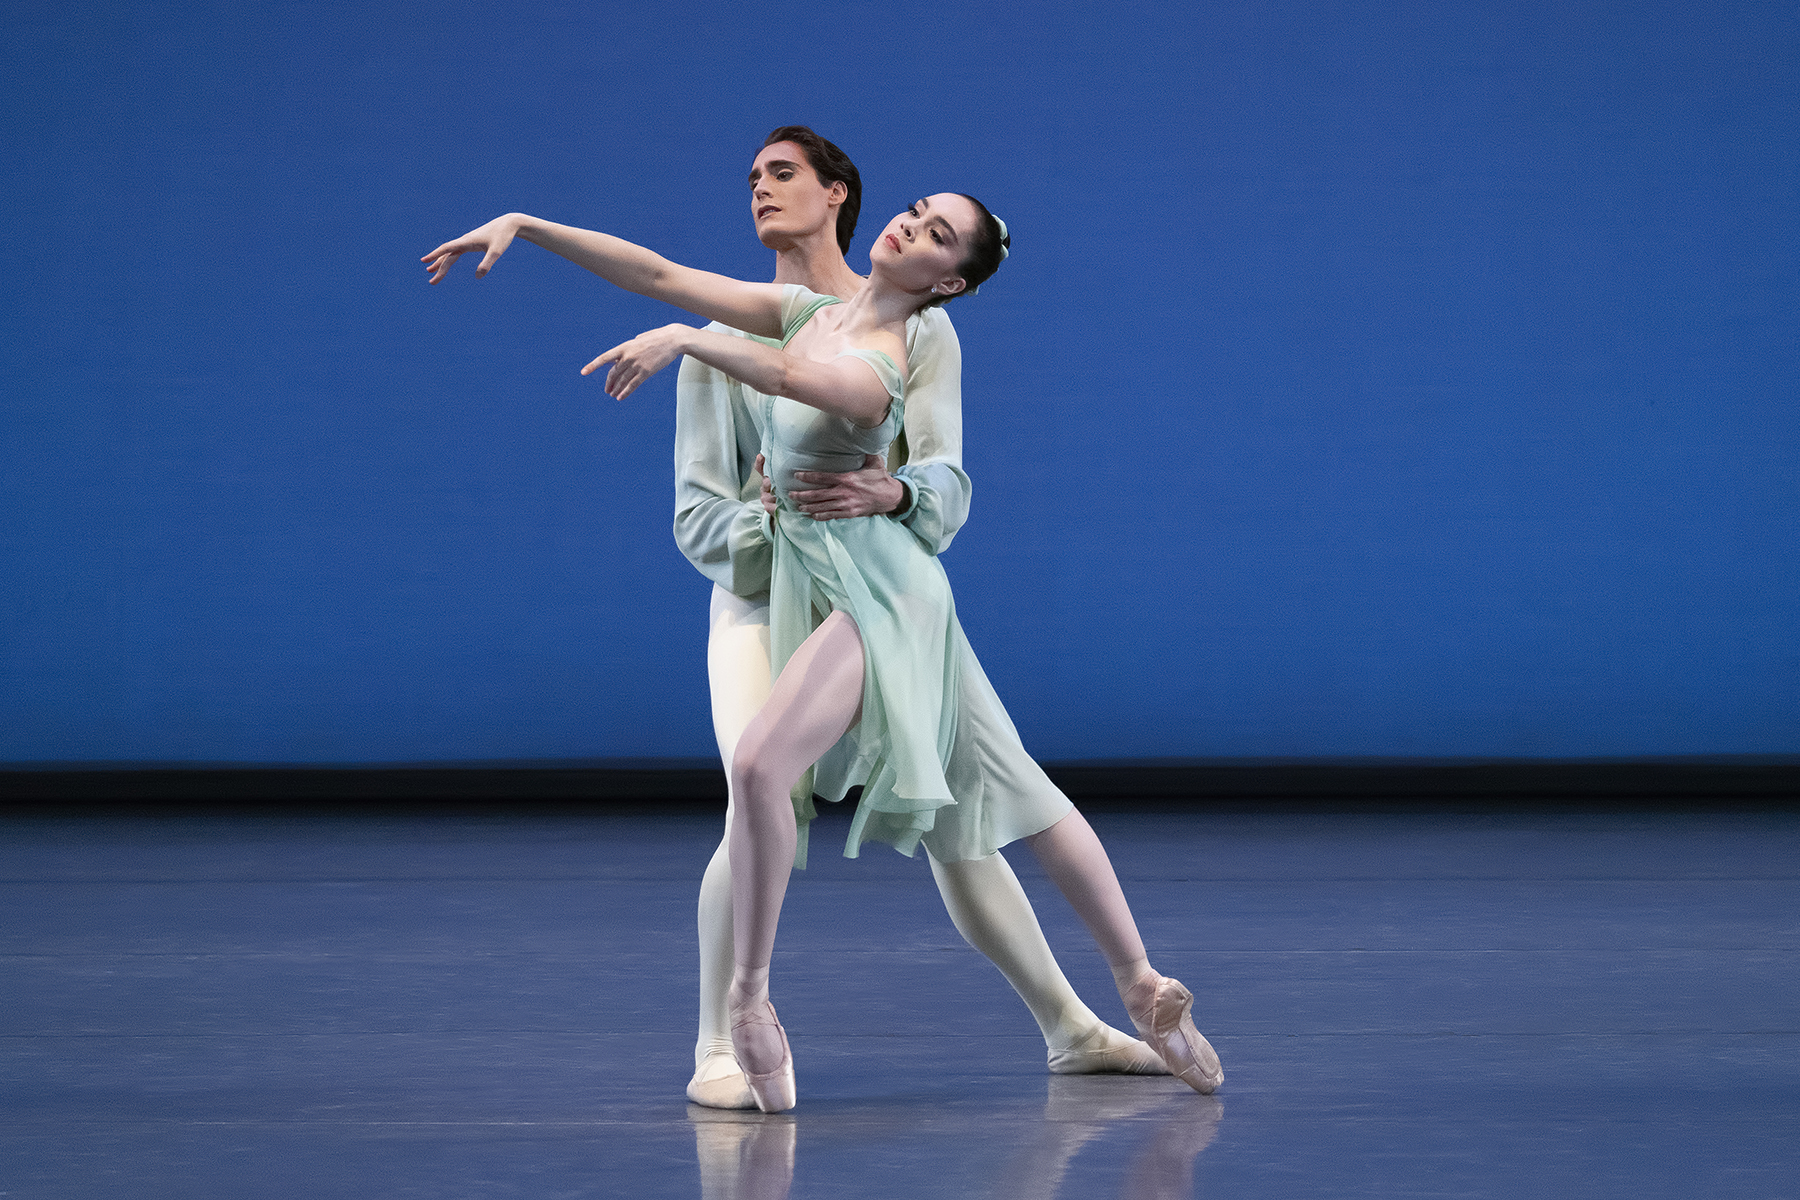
748, 141, 845, 251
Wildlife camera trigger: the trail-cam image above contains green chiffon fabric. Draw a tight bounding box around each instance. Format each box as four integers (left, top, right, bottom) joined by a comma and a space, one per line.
757, 288, 963, 866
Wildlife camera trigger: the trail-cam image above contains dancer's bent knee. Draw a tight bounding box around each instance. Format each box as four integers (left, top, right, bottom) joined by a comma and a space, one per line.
728, 730, 802, 817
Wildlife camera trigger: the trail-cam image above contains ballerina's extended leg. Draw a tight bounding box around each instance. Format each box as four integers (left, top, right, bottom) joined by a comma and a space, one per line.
928, 850, 1167, 1074
1024, 810, 1224, 1093
726, 610, 866, 1112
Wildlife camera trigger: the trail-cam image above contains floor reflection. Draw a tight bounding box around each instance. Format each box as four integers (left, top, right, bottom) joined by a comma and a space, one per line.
690, 1106, 798, 1200
689, 1077, 1222, 1199
997, 1077, 1224, 1199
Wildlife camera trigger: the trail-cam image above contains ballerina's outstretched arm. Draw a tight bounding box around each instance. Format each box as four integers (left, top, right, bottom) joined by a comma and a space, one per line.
421, 212, 785, 340
423, 213, 898, 426
582, 325, 897, 429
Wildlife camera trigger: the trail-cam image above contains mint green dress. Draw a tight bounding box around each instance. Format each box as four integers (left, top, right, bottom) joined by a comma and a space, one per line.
758, 287, 964, 866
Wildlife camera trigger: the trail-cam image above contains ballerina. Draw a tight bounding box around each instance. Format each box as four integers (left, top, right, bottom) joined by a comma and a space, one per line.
423, 196, 1222, 1113
673, 127, 1163, 1109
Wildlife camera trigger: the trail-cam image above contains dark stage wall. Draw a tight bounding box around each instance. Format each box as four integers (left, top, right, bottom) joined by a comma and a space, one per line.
3, 1, 1795, 763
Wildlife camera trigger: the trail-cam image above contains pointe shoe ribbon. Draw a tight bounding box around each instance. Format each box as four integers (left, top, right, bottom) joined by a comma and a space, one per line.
1123, 974, 1224, 1095
729, 1000, 798, 1114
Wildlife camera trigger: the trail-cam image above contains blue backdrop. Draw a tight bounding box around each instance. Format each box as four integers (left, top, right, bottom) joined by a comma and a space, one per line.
3, 0, 1794, 763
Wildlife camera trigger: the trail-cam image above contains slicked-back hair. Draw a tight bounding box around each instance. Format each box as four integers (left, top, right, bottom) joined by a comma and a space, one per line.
924, 194, 1009, 307
761, 125, 862, 253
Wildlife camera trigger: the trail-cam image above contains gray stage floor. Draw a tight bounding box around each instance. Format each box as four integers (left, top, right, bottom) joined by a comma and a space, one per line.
3, 803, 1796, 1198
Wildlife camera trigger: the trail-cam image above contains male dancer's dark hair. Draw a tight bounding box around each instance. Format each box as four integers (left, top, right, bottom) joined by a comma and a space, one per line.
762, 125, 862, 254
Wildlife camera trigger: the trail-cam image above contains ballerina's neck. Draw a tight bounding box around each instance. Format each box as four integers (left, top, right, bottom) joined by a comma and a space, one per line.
835, 279, 918, 332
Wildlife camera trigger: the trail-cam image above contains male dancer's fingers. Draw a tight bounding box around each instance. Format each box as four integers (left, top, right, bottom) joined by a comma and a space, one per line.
790, 487, 843, 520
755, 455, 778, 514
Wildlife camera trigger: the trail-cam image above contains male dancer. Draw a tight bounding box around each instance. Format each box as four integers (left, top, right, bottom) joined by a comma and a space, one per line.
674, 127, 1164, 1108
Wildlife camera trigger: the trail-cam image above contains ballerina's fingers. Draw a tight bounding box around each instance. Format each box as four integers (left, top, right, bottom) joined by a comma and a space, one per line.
609, 361, 643, 399
582, 326, 689, 400
473, 238, 511, 277
419, 221, 517, 283
581, 344, 636, 399
579, 345, 619, 378
421, 249, 461, 284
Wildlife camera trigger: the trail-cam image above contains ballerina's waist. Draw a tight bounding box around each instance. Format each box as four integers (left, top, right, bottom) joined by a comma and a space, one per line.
772, 451, 878, 502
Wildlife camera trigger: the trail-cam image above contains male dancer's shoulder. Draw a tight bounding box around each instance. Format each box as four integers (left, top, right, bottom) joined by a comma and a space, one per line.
905, 303, 961, 362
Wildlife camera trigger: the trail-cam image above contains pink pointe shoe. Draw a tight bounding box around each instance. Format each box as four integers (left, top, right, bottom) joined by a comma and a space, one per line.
1124, 973, 1224, 1095
728, 999, 797, 1114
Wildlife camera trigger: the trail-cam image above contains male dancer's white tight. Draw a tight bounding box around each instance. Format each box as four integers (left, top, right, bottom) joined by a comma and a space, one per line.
695, 588, 1156, 1078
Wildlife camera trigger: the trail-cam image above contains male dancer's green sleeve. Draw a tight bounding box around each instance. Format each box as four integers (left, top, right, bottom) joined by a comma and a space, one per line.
673, 322, 773, 600
892, 307, 974, 554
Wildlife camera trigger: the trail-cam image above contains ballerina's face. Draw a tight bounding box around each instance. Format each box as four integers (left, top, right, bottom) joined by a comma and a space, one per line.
868, 193, 981, 300
748, 141, 845, 250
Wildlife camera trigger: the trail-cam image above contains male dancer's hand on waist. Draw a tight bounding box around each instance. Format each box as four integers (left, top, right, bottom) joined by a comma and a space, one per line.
786, 454, 906, 521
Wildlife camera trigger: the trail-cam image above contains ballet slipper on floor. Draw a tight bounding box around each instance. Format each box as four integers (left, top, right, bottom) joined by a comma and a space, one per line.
1047, 1022, 1171, 1075
686, 1047, 758, 1110
1123, 974, 1224, 1095
729, 999, 797, 1113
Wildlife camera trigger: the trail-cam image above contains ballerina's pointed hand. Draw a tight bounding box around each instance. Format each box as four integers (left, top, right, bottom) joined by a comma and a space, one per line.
581, 325, 691, 399
420, 215, 521, 284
